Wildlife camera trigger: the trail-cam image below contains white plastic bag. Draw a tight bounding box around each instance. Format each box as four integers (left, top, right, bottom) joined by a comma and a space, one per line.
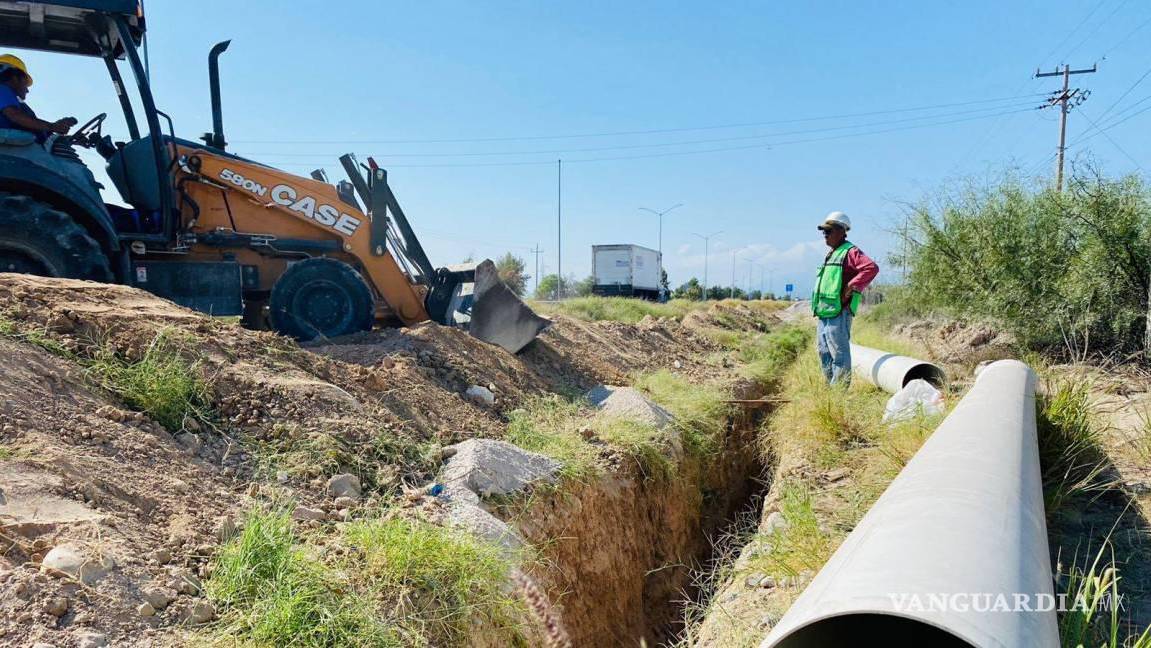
883, 379, 944, 423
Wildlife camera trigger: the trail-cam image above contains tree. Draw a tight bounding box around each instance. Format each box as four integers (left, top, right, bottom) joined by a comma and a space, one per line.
495, 252, 528, 296
535, 273, 560, 300
706, 285, 742, 300
573, 275, 595, 297
749, 290, 763, 300
674, 277, 703, 300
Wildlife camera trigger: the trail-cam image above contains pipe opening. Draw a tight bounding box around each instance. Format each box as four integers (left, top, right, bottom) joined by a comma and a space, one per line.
903, 362, 946, 389
772, 613, 975, 648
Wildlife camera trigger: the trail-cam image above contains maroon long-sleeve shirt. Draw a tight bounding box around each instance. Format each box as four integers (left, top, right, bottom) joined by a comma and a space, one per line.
842, 244, 879, 294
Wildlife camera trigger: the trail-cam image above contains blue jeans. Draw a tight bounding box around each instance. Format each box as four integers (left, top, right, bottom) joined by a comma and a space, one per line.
817, 310, 853, 385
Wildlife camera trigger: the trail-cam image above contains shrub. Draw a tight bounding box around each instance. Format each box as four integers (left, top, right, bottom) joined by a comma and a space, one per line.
901, 171, 1151, 357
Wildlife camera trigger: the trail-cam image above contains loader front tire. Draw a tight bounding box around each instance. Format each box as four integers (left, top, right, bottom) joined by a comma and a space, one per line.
0, 192, 112, 281
269, 257, 374, 341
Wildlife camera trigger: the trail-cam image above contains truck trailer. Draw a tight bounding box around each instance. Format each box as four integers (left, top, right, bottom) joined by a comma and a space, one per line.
591, 244, 662, 301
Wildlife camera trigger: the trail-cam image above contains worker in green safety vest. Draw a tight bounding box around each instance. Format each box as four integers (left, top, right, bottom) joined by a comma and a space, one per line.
812, 211, 879, 385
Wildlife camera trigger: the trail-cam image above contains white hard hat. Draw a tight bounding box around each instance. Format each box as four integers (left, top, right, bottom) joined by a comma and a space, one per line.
817, 211, 851, 231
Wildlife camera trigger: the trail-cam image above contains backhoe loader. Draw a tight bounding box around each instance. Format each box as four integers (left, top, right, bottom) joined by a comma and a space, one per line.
0, 1, 548, 352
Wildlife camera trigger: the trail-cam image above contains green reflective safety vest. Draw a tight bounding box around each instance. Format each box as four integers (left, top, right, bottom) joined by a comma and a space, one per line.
812, 242, 861, 318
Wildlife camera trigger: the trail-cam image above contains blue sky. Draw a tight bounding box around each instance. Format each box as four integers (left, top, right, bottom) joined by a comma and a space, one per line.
11, 0, 1151, 296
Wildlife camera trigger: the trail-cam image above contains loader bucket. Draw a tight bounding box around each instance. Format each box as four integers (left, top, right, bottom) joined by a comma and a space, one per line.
468, 259, 551, 353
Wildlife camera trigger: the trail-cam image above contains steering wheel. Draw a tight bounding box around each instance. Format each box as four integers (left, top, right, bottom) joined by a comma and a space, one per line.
71, 113, 107, 148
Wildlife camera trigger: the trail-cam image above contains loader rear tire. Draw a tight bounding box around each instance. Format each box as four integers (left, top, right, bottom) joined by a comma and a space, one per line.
0, 192, 112, 281
269, 257, 374, 341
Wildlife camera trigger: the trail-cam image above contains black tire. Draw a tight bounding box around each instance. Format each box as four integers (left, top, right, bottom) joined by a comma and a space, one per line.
0, 192, 112, 281
268, 257, 374, 341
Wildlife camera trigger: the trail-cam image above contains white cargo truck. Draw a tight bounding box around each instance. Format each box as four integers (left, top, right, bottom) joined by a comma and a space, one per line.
591, 244, 662, 301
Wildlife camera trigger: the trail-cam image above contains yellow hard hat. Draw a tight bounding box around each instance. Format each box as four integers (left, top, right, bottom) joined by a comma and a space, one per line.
0, 54, 31, 85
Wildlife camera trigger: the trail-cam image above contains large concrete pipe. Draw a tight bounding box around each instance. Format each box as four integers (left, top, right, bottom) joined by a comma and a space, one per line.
850, 343, 946, 393
761, 360, 1057, 648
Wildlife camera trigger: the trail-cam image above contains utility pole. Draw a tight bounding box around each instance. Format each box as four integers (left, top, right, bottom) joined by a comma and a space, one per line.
640, 204, 683, 300
530, 244, 544, 296
556, 159, 562, 299
730, 250, 738, 299
747, 261, 754, 300
1036, 63, 1096, 191
692, 230, 722, 300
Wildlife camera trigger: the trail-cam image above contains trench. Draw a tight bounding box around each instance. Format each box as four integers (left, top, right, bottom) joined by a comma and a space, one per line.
507, 379, 776, 647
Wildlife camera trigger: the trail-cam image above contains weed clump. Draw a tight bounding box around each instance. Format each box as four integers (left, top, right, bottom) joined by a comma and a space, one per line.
738, 326, 811, 386
1037, 377, 1111, 519
86, 333, 210, 430
634, 370, 731, 456
346, 517, 525, 645
208, 510, 390, 647
208, 510, 526, 647
506, 395, 674, 481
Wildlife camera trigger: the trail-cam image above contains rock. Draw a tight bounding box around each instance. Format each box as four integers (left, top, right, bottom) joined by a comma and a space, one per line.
175, 433, 202, 453
585, 385, 675, 429
142, 587, 177, 611
763, 511, 789, 536
183, 600, 216, 624
41, 545, 113, 585
291, 505, 326, 522
77, 632, 107, 648
744, 572, 766, 588
137, 601, 156, 617
326, 474, 362, 499
825, 468, 850, 483
441, 438, 561, 499
464, 385, 495, 407
169, 571, 203, 596
150, 548, 172, 565
758, 575, 777, 589
333, 496, 357, 509
214, 515, 238, 542
31, 644, 56, 648
276, 470, 290, 484
44, 596, 69, 617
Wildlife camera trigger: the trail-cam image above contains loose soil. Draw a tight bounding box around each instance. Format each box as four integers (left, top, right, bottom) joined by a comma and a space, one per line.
0, 274, 780, 647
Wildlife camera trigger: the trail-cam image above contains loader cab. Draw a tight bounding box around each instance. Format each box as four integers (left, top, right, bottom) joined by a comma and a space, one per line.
0, 0, 177, 264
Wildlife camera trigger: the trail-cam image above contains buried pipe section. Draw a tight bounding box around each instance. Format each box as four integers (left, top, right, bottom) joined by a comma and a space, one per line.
761, 360, 1057, 648
850, 343, 946, 393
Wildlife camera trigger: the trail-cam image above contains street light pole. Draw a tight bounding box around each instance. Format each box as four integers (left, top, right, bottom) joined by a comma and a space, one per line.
692, 230, 722, 300
640, 203, 683, 299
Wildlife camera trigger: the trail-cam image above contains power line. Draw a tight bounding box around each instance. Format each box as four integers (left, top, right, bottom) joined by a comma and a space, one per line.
1073, 106, 1144, 170
263, 106, 1036, 169
246, 101, 1038, 160
231, 94, 1047, 146
1063, 0, 1134, 61
1070, 94, 1151, 146
1098, 13, 1151, 59
1035, 0, 1110, 67
1094, 61, 1151, 123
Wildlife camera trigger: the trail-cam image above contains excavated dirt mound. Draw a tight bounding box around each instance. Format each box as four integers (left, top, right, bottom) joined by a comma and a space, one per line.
0, 274, 754, 647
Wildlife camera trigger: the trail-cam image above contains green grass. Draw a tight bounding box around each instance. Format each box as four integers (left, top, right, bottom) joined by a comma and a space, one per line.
207, 510, 525, 648
345, 517, 525, 646
0, 312, 73, 358
254, 424, 440, 495
1058, 541, 1151, 648
737, 326, 811, 386
207, 510, 392, 647
0, 446, 12, 460
505, 395, 674, 481
633, 370, 732, 456
85, 333, 210, 431
1037, 376, 1112, 520
530, 296, 706, 323
745, 482, 832, 580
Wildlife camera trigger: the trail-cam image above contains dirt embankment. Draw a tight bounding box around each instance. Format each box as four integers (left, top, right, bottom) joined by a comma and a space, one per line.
0, 275, 780, 647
